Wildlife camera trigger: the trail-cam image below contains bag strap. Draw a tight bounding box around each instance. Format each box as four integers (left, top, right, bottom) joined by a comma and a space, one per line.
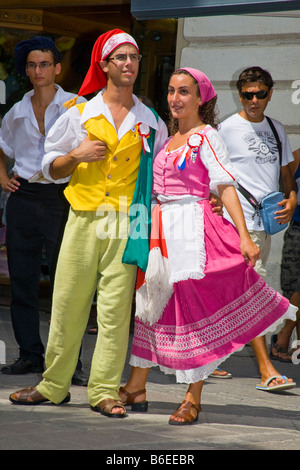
266, 116, 282, 165
236, 181, 262, 225
236, 182, 260, 209
266, 116, 283, 191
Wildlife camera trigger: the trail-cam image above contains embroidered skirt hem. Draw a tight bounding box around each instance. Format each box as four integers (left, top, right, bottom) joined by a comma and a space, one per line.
130, 304, 297, 383
130, 199, 298, 383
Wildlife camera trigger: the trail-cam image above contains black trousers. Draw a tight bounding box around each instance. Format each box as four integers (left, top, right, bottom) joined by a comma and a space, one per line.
6, 179, 69, 365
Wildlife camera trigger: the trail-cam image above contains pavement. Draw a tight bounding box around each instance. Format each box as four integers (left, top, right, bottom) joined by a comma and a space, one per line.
0, 282, 300, 453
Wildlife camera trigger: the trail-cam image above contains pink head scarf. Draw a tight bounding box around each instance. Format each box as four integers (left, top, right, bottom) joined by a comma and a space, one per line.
176, 67, 216, 104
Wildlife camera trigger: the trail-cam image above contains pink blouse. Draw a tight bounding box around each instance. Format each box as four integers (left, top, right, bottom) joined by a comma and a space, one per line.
153, 127, 238, 198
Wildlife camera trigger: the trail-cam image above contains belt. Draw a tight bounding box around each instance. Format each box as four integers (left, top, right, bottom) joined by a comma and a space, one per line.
17, 177, 29, 183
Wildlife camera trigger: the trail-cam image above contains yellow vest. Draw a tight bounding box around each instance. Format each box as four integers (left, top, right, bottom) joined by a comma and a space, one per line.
64, 103, 143, 212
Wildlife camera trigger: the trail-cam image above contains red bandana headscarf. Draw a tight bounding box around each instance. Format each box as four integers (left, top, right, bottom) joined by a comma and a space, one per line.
78, 29, 139, 96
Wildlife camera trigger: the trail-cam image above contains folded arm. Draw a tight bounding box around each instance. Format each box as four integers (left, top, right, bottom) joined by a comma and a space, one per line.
49, 137, 107, 180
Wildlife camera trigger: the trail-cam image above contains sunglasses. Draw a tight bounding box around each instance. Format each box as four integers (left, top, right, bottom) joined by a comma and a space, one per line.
240, 90, 269, 100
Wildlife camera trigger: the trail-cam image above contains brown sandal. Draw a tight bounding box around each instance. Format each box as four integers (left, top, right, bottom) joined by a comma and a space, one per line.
91, 398, 127, 418
9, 387, 70, 405
169, 400, 201, 426
119, 386, 148, 412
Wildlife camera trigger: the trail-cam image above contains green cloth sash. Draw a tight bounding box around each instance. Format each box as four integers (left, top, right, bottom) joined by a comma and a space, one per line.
122, 109, 158, 272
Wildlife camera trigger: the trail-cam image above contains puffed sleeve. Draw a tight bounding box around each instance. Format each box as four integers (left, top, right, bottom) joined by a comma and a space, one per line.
0, 109, 15, 159
42, 106, 87, 183
200, 129, 240, 192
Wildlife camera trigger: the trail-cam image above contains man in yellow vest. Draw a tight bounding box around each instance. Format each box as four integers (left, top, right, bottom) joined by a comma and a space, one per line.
9, 29, 168, 417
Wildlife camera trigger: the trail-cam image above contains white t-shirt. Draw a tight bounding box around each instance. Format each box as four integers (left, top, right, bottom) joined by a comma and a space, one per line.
219, 113, 294, 231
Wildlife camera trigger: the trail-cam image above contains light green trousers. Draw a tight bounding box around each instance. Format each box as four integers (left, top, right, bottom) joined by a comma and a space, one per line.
37, 209, 136, 406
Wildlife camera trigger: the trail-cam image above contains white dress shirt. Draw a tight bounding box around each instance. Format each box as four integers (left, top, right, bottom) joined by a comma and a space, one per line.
0, 84, 85, 182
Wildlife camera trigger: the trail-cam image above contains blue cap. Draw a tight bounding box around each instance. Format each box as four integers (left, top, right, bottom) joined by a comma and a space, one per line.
14, 36, 62, 76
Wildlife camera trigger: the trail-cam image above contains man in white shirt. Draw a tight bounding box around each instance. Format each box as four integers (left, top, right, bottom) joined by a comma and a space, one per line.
0, 36, 87, 385
219, 66, 297, 391
9, 29, 169, 417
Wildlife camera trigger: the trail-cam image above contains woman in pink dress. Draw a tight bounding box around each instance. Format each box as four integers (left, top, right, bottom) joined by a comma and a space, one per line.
119, 68, 297, 425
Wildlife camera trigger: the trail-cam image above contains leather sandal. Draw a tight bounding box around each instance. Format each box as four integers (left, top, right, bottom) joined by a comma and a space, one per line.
119, 386, 148, 412
270, 335, 292, 362
169, 400, 202, 426
9, 387, 71, 405
91, 398, 127, 418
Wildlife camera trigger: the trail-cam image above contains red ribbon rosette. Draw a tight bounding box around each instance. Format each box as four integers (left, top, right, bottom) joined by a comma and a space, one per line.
137, 122, 151, 154
187, 133, 203, 149
174, 133, 204, 171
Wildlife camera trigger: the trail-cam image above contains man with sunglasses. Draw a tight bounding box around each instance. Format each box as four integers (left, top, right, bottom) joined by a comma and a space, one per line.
0, 36, 87, 385
219, 66, 297, 392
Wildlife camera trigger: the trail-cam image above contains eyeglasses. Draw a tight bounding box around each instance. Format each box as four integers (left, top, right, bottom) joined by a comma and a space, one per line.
107, 54, 142, 63
240, 90, 269, 100
26, 62, 54, 70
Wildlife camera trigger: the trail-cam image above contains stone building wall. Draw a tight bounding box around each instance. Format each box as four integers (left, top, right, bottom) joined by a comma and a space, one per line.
176, 15, 300, 150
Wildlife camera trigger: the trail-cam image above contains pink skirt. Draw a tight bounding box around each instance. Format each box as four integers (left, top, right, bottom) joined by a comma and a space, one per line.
130, 199, 296, 381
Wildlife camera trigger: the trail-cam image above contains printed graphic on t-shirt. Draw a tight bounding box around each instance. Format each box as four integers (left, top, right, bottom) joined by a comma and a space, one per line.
242, 131, 278, 164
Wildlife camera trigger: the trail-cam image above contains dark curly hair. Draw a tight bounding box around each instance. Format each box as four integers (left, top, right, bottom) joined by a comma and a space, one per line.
39, 47, 61, 66
236, 66, 274, 93
168, 69, 219, 135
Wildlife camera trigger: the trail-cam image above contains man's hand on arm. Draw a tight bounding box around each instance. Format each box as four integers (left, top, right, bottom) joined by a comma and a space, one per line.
49, 137, 107, 180
209, 192, 223, 216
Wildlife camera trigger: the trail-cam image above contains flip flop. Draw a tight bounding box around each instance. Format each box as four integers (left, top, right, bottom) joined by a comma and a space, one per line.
256, 375, 296, 393
209, 366, 232, 379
